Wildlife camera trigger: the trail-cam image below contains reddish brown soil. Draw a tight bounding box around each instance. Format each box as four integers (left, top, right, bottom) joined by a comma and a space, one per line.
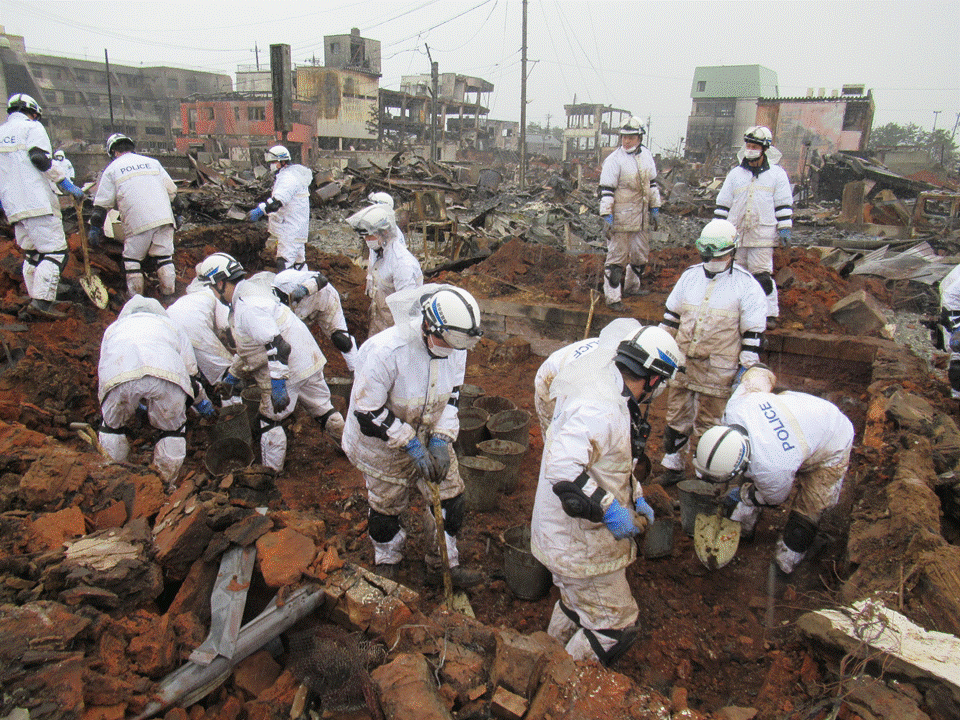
0, 227, 932, 719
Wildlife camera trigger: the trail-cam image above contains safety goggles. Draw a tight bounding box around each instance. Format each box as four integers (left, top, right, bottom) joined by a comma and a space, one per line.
433, 325, 483, 351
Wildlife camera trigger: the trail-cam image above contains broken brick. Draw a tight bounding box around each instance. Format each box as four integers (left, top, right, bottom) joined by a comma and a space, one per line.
29, 505, 86, 551
255, 527, 316, 587
233, 650, 282, 699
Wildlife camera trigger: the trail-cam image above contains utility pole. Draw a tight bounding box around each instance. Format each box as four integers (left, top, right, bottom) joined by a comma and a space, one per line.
425, 45, 438, 162
254, 43, 260, 71
519, 0, 528, 190
104, 49, 114, 130
932, 110, 942, 133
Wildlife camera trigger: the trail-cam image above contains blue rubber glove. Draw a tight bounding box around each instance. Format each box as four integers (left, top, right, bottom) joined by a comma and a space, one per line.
87, 225, 103, 248
603, 498, 641, 540
404, 437, 433, 481
778, 227, 792, 245
602, 214, 613, 226
58, 178, 84, 200
634, 496, 655, 525
950, 330, 960, 354
174, 215, 184, 230
216, 372, 240, 400
650, 207, 660, 219
427, 435, 451, 483
247, 206, 265, 222
732, 365, 746, 389
722, 486, 741, 510
270, 377, 290, 412
290, 285, 309, 302
195, 399, 215, 419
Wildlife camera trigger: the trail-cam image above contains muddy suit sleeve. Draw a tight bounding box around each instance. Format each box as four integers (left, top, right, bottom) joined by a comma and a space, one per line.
543, 404, 615, 513
714, 173, 734, 220
738, 276, 767, 366
598, 154, 619, 217
352, 349, 415, 449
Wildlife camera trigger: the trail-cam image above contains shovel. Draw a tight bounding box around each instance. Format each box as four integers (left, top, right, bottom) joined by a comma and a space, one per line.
73, 198, 109, 309
693, 482, 741, 570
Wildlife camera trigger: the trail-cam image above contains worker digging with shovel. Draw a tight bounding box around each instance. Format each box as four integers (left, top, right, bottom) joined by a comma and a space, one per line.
342, 284, 485, 592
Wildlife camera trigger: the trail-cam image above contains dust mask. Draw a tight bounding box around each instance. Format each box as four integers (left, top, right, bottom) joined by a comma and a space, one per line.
269, 162, 281, 173
426, 336, 456, 358
704, 258, 731, 274
365, 238, 381, 252
743, 148, 762, 160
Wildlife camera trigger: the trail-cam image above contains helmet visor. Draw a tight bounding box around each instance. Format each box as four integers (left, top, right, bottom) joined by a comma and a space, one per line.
438, 326, 483, 351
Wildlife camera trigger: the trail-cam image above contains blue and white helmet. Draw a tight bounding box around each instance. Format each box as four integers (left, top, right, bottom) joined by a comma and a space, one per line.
615, 326, 681, 381
421, 287, 483, 350
693, 425, 750, 482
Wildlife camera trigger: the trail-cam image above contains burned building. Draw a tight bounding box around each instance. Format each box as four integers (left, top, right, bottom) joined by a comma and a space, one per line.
562, 103, 632, 164
684, 64, 779, 163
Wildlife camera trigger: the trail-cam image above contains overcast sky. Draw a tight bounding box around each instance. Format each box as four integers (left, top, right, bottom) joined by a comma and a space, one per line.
3, 0, 958, 155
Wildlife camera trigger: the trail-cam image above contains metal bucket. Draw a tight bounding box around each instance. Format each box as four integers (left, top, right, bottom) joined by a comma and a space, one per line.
476, 395, 516, 416
212, 404, 251, 447
456, 407, 489, 456
205, 437, 254, 477
643, 518, 675, 559
501, 525, 552, 600
327, 376, 353, 404
678, 479, 719, 537
460, 384, 485, 408
487, 409, 531, 449
476, 439, 525, 494
241, 386, 262, 435
460, 455, 504, 512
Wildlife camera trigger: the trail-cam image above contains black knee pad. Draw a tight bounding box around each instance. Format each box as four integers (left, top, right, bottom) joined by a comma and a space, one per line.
368, 509, 401, 543
753, 272, 774, 295
606, 264, 625, 288
441, 494, 466, 535
331, 329, 354, 353
949, 360, 960, 393
782, 511, 817, 554
662, 426, 689, 454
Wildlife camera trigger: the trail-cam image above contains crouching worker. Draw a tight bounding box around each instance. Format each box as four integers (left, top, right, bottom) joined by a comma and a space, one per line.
98, 295, 215, 490
342, 285, 483, 589
693, 365, 854, 575
532, 326, 682, 666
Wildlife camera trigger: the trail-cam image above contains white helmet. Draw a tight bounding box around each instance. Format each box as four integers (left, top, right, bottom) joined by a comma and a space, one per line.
615, 326, 682, 382
367, 191, 395, 209
619, 116, 644, 136
743, 126, 773, 149
264, 145, 291, 163
106, 133, 134, 156
197, 252, 246, 286
421, 287, 483, 350
347, 204, 396, 236
53, 150, 65, 161
7, 93, 42, 119
693, 425, 751, 482
696, 219, 739, 259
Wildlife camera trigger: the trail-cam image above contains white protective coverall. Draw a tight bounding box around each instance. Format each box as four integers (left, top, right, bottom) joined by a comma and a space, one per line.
0, 110, 69, 302
266, 164, 313, 269
531, 343, 647, 663
50, 155, 75, 193
268, 268, 358, 372
342, 285, 467, 569
714, 148, 793, 318
658, 262, 767, 472
366, 225, 423, 337
937, 263, 960, 398
598, 145, 661, 304
166, 286, 234, 387
226, 278, 340, 471
93, 152, 177, 296
723, 366, 854, 573
98, 295, 208, 483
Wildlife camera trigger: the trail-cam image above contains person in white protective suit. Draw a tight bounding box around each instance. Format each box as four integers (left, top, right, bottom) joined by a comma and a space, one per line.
166, 281, 235, 393
0, 94, 85, 319
246, 145, 313, 272
49, 150, 76, 194
714, 126, 793, 328
88, 133, 181, 300
694, 365, 854, 575
655, 219, 767, 487
342, 284, 484, 589
197, 253, 345, 472
98, 295, 215, 489
531, 326, 682, 666
367, 190, 409, 247
533, 318, 642, 436
266, 267, 359, 372
935, 263, 960, 399
347, 204, 422, 337
598, 116, 662, 310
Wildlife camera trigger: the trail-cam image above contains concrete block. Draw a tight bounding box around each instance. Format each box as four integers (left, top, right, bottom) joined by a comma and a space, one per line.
830, 290, 887, 335
491, 685, 528, 720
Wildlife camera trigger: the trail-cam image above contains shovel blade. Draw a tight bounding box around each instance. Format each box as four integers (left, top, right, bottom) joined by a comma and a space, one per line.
694, 512, 741, 569
80, 273, 109, 309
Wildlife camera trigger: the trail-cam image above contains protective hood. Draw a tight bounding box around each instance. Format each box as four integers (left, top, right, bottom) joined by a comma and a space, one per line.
386, 282, 448, 344
272, 269, 305, 295
737, 144, 782, 166
550, 317, 642, 406
729, 365, 777, 404
118, 294, 168, 320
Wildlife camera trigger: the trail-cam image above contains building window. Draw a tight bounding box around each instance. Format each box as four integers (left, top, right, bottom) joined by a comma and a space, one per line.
187, 79, 199, 93
62, 91, 75, 105
843, 103, 868, 131
33, 67, 43, 79
88, 94, 100, 106
247, 106, 266, 121
205, 108, 215, 121
697, 80, 706, 92
75, 71, 87, 83
330, 42, 340, 54
145, 126, 166, 136
188, 108, 197, 132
